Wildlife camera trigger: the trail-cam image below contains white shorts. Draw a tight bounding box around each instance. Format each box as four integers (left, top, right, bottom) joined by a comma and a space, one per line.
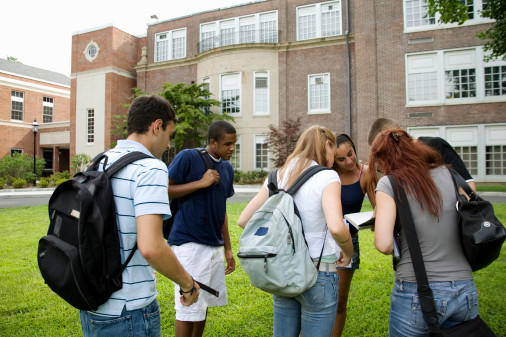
171, 242, 228, 321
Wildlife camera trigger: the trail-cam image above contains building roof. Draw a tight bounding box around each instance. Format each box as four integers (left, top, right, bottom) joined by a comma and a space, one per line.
0, 58, 70, 87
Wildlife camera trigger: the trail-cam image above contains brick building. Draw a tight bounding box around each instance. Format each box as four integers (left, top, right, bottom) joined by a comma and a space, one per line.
0, 58, 71, 175
71, 0, 506, 182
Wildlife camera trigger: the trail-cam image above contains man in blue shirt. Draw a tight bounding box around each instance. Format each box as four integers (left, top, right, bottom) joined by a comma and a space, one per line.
168, 121, 237, 337
79, 94, 199, 337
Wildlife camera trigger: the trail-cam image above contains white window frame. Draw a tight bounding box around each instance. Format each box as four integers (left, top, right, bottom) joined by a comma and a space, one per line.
202, 77, 211, 114
254, 134, 269, 170
220, 73, 242, 116
200, 10, 278, 52
155, 28, 186, 62
403, 0, 493, 33
86, 108, 95, 144
43, 96, 54, 123
406, 46, 506, 107
11, 90, 24, 121
254, 71, 269, 115
297, 1, 342, 41
308, 73, 331, 114
230, 135, 241, 170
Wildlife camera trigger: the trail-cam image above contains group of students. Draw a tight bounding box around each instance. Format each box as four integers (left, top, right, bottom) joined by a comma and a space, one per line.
79, 93, 482, 337
238, 119, 481, 337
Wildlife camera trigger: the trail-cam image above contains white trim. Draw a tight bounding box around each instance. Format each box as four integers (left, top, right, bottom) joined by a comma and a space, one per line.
253, 70, 270, 116
254, 133, 269, 170
70, 66, 136, 80
220, 72, 242, 116
307, 73, 331, 114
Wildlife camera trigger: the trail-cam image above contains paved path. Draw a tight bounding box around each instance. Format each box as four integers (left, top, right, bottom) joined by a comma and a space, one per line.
1, 185, 506, 208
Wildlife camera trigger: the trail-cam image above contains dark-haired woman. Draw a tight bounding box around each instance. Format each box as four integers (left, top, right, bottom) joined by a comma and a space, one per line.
331, 134, 376, 337
370, 129, 479, 337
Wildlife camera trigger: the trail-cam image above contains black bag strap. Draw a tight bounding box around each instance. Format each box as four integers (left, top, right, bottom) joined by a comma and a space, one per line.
449, 168, 477, 200
387, 176, 441, 335
196, 148, 215, 170
89, 151, 153, 274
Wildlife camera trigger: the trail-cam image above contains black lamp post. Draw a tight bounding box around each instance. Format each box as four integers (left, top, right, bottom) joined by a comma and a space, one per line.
32, 119, 38, 186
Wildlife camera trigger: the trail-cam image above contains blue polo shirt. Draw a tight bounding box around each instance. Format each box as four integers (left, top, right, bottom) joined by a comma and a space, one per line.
168, 149, 234, 246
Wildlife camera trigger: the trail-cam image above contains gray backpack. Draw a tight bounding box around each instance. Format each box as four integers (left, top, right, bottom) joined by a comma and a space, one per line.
237, 165, 331, 297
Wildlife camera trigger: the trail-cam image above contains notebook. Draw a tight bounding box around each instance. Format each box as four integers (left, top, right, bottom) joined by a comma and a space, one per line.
344, 211, 375, 230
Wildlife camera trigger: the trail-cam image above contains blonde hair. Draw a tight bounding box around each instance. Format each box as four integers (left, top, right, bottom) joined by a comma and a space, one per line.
279, 125, 336, 187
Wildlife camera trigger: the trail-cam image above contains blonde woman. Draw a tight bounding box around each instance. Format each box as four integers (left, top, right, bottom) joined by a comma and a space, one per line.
238, 125, 353, 337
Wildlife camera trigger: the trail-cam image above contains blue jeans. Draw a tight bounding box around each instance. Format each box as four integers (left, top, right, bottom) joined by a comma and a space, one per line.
389, 280, 479, 337
272, 271, 339, 337
80, 299, 161, 337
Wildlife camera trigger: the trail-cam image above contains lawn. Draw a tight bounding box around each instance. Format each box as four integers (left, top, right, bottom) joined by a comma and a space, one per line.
0, 202, 505, 336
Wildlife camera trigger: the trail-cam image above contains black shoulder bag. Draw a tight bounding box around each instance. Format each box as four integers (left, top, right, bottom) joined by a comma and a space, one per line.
388, 176, 496, 337
449, 169, 505, 271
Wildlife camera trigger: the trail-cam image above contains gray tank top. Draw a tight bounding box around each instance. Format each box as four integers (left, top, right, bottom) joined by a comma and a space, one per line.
376, 166, 472, 282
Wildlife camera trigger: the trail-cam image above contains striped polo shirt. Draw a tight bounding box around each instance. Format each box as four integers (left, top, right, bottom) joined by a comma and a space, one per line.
90, 140, 170, 316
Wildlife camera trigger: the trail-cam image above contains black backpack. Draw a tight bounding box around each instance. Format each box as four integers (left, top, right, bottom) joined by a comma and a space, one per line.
37, 151, 151, 311
163, 148, 214, 239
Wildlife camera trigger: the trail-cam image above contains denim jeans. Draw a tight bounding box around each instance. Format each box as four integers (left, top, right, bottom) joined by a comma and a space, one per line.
389, 280, 479, 337
272, 271, 339, 337
80, 299, 161, 337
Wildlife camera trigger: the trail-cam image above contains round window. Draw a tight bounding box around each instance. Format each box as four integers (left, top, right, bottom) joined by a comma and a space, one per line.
87, 45, 97, 59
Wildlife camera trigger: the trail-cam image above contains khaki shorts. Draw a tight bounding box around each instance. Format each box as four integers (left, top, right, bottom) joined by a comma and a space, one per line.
171, 242, 228, 321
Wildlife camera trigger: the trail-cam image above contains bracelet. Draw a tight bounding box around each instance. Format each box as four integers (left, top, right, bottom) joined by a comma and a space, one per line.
337, 235, 351, 245
179, 277, 196, 296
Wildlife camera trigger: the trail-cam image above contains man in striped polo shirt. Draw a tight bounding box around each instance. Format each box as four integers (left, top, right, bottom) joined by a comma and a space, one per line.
79, 94, 199, 337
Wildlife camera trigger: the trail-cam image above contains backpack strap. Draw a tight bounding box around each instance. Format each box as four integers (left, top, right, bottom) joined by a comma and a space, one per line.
105, 152, 152, 177
286, 165, 333, 196
196, 148, 215, 170
267, 169, 279, 197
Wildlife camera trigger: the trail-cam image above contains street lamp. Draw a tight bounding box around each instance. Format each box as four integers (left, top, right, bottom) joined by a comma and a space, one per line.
32, 119, 38, 186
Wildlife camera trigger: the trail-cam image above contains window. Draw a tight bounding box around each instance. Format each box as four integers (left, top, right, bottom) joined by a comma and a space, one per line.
484, 65, 506, 97
406, 47, 506, 105
202, 77, 211, 115
255, 135, 269, 170
254, 72, 269, 115
240, 16, 256, 43
260, 12, 278, 43
486, 145, 505, 175
308, 74, 330, 114
221, 73, 241, 115
404, 0, 491, 31
10, 149, 23, 156
84, 41, 100, 62
43, 96, 54, 123
87, 109, 95, 143
230, 136, 241, 169
220, 20, 235, 47
43, 150, 53, 172
297, 1, 341, 41
155, 29, 186, 62
200, 11, 278, 52
11, 90, 24, 121
454, 146, 478, 176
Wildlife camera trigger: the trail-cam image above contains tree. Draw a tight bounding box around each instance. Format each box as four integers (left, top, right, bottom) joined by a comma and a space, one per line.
6, 56, 20, 62
111, 84, 233, 162
428, 0, 506, 61
268, 117, 303, 168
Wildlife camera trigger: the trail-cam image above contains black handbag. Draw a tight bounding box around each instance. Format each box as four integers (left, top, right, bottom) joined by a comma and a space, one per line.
388, 176, 496, 337
449, 170, 506, 271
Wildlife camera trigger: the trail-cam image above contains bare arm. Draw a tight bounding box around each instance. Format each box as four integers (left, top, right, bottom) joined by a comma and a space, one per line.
168, 169, 219, 199
321, 181, 353, 266
237, 187, 269, 228
136, 214, 199, 305
361, 164, 377, 208
373, 191, 397, 255
221, 213, 236, 275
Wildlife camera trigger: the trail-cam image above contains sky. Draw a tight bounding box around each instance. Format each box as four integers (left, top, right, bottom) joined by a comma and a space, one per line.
0, 0, 250, 77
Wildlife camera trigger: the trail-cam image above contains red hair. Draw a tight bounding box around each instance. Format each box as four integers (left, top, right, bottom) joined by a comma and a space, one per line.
368, 129, 445, 217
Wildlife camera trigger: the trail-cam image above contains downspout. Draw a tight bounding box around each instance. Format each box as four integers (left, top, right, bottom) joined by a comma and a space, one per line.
345, 0, 352, 137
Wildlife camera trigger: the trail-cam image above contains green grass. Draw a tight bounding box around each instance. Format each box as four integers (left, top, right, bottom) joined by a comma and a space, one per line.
0, 203, 505, 336
476, 185, 506, 193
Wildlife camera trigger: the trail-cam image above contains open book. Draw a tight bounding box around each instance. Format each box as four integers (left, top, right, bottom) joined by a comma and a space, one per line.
344, 211, 375, 231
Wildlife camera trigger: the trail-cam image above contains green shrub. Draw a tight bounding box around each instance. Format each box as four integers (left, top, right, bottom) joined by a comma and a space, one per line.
0, 177, 4, 189
234, 170, 268, 184
0, 152, 45, 183
54, 178, 68, 186
49, 171, 72, 185
70, 153, 92, 174
38, 177, 50, 188
12, 178, 27, 189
